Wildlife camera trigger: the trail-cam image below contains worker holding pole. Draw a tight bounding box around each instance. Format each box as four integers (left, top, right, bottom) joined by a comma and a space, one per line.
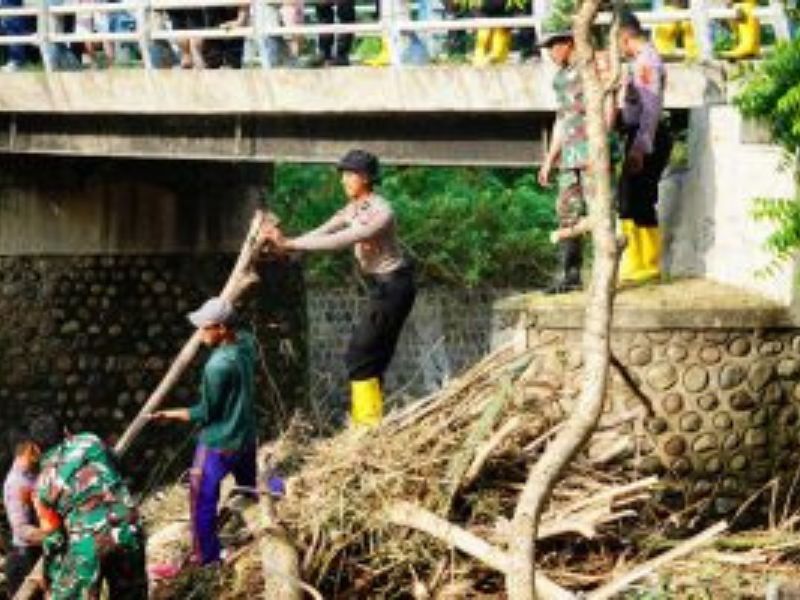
149, 296, 258, 566
261, 149, 416, 427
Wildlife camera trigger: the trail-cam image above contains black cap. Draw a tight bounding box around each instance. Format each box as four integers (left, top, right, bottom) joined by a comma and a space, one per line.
29, 414, 65, 453
620, 10, 643, 35
337, 149, 380, 184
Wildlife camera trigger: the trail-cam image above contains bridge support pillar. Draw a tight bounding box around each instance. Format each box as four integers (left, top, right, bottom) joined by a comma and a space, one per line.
660, 105, 798, 307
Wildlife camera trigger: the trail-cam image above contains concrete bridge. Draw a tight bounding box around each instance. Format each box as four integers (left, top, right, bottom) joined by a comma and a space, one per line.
0, 63, 721, 166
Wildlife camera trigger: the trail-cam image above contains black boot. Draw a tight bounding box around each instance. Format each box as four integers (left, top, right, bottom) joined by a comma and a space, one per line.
544, 238, 583, 294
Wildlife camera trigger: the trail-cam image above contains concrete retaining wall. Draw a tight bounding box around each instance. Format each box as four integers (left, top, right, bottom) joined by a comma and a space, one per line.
661, 105, 798, 306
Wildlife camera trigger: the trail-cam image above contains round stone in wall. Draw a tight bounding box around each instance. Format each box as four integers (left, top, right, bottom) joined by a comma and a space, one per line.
699, 346, 722, 365
664, 435, 687, 457
704, 456, 722, 475
669, 457, 693, 475
628, 345, 653, 366
684, 365, 710, 393
661, 393, 684, 415
693, 433, 717, 453
722, 432, 741, 451
647, 363, 678, 391
697, 394, 719, 412
778, 358, 800, 379
646, 417, 669, 435
728, 454, 748, 471
759, 340, 784, 356
666, 344, 689, 363
729, 390, 756, 411
679, 411, 703, 433
748, 363, 774, 392
719, 365, 747, 390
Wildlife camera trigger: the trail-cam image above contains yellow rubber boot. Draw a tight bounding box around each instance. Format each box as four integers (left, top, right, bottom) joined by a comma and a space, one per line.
721, 1, 760, 59
618, 219, 641, 283
680, 20, 699, 61
633, 226, 662, 283
351, 377, 383, 427
365, 36, 391, 67
472, 28, 492, 66
653, 20, 679, 57
488, 28, 511, 64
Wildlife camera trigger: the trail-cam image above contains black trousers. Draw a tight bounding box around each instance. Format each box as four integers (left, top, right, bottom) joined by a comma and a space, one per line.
5, 546, 42, 597
618, 124, 673, 227
316, 0, 355, 61
346, 266, 416, 381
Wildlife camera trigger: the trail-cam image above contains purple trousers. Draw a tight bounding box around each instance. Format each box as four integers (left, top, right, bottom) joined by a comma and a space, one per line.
190, 443, 257, 564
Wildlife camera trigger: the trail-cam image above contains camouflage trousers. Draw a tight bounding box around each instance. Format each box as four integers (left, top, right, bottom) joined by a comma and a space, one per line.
44, 526, 147, 600
556, 168, 589, 229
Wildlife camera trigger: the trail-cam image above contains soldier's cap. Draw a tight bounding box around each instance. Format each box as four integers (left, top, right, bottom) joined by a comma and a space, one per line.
337, 149, 381, 183
188, 297, 235, 328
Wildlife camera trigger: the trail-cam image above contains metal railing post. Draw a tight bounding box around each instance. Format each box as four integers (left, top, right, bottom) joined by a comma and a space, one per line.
689, 0, 712, 61
38, 0, 53, 72
768, 0, 791, 41
252, 0, 272, 69
381, 0, 400, 65
137, 0, 153, 69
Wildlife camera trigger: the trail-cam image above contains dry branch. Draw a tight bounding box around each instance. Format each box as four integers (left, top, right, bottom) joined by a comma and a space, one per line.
588, 521, 728, 600
385, 501, 574, 600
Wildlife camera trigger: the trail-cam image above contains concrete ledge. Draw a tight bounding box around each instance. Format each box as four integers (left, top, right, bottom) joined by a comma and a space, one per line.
0, 63, 721, 115
494, 278, 799, 330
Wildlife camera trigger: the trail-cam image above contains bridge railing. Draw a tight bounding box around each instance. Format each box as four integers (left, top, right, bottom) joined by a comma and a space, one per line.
0, 0, 791, 71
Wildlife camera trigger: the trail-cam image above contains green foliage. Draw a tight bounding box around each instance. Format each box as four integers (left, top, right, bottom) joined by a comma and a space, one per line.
735, 38, 800, 274
752, 197, 800, 275
270, 164, 558, 288
735, 38, 800, 154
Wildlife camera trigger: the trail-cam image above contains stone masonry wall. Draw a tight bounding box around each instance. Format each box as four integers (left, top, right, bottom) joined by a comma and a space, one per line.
522, 325, 800, 522
0, 254, 306, 485
306, 287, 511, 420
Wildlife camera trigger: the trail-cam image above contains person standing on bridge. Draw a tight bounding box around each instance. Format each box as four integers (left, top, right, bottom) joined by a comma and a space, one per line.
260, 149, 416, 427
617, 11, 673, 285
537, 13, 589, 295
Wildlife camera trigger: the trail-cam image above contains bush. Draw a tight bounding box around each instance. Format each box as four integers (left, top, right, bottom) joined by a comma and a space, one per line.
269, 164, 558, 288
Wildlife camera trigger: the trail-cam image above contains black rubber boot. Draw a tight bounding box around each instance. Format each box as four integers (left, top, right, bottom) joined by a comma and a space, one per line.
544, 238, 583, 295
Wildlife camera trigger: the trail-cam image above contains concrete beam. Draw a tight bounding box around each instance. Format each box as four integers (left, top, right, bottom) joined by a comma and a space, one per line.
0, 112, 549, 166
0, 63, 721, 115
0, 155, 268, 254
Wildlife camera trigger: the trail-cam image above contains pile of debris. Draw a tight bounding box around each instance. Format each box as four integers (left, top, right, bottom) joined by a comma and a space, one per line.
143, 342, 689, 598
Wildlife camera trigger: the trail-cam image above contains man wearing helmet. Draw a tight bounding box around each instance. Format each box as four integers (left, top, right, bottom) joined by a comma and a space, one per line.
261, 149, 416, 427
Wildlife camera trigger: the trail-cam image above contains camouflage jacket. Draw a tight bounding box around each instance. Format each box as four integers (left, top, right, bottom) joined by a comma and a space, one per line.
36, 433, 139, 540
553, 62, 589, 171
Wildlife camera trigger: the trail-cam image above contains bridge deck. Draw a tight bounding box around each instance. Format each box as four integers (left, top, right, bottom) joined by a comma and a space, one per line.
0, 63, 721, 114
0, 64, 724, 165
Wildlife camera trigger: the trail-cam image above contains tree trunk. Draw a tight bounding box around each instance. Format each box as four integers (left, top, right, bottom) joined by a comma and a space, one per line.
506, 2, 620, 598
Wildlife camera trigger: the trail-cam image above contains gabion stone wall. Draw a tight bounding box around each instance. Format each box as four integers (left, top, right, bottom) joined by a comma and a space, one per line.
523, 325, 800, 522
0, 254, 306, 485
306, 287, 511, 418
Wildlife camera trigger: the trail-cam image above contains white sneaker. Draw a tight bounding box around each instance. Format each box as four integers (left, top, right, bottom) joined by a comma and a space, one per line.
1, 62, 20, 73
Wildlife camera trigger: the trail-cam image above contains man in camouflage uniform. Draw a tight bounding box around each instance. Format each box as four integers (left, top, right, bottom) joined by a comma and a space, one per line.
537, 16, 588, 294
28, 414, 146, 600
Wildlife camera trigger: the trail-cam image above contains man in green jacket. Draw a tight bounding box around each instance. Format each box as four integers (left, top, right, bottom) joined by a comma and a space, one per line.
150, 296, 257, 565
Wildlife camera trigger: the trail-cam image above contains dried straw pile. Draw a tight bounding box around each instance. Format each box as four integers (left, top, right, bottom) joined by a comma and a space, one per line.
274, 343, 652, 597
142, 342, 655, 598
